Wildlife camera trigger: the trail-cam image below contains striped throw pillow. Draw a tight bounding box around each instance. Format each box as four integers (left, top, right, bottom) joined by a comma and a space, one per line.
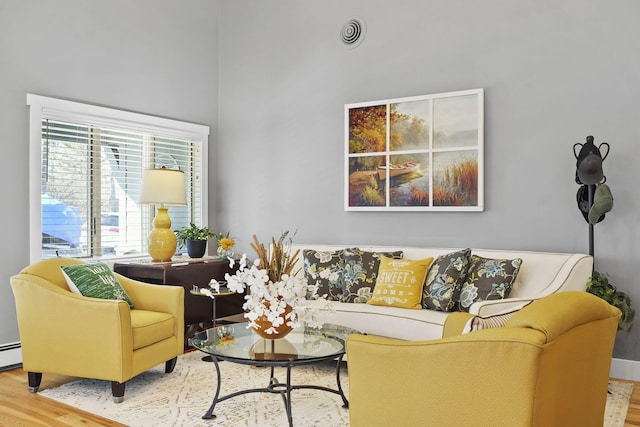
461, 302, 532, 334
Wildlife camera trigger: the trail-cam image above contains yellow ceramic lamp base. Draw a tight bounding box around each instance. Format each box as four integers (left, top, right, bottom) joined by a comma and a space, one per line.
148, 207, 177, 262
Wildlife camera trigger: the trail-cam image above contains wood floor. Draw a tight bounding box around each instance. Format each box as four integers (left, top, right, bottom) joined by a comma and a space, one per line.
621, 378, 640, 427
1, 367, 640, 426
0, 367, 125, 426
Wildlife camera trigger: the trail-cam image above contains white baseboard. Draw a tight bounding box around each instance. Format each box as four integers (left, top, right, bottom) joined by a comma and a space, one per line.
0, 342, 22, 370
610, 358, 640, 381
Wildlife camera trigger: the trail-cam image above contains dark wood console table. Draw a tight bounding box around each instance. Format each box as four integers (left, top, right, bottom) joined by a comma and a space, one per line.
114, 257, 244, 342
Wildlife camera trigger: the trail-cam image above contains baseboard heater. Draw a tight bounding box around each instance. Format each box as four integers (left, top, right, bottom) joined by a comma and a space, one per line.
0, 342, 22, 371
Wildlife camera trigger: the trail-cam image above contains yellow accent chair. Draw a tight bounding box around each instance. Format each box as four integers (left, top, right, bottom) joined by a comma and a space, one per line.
346, 291, 621, 427
10, 258, 184, 403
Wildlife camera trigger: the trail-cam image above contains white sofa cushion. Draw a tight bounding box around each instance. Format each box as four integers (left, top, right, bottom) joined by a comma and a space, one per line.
308, 299, 450, 341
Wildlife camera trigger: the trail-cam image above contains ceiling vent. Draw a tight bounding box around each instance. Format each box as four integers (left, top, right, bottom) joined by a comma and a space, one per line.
340, 18, 366, 49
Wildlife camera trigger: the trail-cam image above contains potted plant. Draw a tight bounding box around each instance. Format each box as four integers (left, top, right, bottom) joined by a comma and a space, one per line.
586, 271, 635, 331
174, 223, 215, 258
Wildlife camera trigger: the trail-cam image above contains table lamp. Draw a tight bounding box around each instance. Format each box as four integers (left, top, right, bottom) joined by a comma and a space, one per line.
140, 167, 187, 261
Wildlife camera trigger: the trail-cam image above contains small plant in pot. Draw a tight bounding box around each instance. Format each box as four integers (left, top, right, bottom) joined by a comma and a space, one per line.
586, 271, 635, 331
174, 223, 215, 258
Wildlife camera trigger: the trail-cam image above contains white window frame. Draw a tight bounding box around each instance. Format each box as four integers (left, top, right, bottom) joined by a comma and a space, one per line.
27, 94, 210, 263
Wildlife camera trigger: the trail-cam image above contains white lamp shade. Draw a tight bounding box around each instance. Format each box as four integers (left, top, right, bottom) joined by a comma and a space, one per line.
140, 168, 187, 206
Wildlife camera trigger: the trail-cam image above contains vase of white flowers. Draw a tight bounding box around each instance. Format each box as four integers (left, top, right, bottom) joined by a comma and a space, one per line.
210, 231, 325, 338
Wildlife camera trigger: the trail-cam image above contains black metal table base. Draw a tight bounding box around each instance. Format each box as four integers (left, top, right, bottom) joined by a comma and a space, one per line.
202, 355, 348, 426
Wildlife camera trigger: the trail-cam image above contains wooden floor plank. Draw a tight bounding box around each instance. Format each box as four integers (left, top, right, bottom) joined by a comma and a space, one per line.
0, 367, 125, 426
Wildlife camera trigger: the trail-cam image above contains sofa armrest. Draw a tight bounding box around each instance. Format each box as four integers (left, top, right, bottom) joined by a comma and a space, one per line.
441, 312, 474, 337
469, 297, 537, 316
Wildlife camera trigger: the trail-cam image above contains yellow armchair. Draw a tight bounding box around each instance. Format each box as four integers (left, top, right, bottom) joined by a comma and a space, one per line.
10, 257, 184, 402
346, 291, 621, 427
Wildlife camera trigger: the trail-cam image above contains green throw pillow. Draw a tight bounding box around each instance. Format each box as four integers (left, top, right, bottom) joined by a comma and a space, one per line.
61, 263, 134, 308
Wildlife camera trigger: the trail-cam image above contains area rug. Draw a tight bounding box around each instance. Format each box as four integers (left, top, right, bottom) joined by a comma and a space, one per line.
40, 350, 349, 426
40, 350, 633, 427
605, 380, 634, 427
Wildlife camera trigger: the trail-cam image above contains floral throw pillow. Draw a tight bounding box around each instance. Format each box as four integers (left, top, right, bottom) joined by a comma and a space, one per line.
422, 248, 471, 312
303, 248, 358, 302
458, 255, 523, 312
342, 249, 404, 303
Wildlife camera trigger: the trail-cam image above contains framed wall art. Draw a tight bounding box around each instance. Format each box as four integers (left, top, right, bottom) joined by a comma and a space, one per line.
345, 88, 484, 211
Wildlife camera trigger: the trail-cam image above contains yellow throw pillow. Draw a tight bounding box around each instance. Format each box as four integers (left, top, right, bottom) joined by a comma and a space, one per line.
367, 256, 433, 309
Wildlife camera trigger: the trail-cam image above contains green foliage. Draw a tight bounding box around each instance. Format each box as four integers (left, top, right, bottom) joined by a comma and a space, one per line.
174, 223, 215, 246
349, 105, 387, 154
362, 180, 384, 206
586, 271, 635, 331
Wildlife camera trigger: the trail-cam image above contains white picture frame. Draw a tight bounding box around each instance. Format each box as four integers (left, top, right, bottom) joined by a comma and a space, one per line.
345, 88, 484, 212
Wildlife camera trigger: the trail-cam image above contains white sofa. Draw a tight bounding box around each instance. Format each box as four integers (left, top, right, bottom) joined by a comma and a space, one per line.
291, 244, 593, 341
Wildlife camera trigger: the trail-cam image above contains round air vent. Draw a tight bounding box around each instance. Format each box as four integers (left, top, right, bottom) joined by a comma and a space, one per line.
340, 18, 366, 49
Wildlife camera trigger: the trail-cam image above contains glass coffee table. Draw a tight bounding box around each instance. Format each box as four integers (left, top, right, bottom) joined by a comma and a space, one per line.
191, 322, 360, 426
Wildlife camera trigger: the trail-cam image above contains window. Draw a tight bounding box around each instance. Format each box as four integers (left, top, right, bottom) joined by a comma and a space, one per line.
28, 94, 209, 262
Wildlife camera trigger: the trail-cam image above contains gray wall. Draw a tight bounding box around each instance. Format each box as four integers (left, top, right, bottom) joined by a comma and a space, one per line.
0, 1, 218, 344
217, 1, 640, 359
2, 0, 639, 362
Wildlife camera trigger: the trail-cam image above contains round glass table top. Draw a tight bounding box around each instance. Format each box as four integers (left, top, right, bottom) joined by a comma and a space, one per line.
191, 323, 360, 364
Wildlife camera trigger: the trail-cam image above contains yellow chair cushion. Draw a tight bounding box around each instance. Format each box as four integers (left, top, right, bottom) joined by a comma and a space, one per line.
130, 310, 175, 350
368, 256, 433, 309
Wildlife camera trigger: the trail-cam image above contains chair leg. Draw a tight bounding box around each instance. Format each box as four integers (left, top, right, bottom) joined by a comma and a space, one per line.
165, 357, 178, 373
28, 372, 42, 393
111, 381, 126, 403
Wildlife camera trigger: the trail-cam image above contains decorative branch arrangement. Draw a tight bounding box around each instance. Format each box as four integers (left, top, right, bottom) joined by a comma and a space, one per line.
250, 231, 300, 283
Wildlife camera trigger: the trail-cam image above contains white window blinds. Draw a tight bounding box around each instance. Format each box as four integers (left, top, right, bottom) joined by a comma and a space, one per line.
28, 95, 209, 262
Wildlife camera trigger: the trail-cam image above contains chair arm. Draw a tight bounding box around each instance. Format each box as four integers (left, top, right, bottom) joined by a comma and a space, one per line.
346, 330, 546, 427
507, 291, 621, 342
116, 274, 185, 351
116, 273, 184, 317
